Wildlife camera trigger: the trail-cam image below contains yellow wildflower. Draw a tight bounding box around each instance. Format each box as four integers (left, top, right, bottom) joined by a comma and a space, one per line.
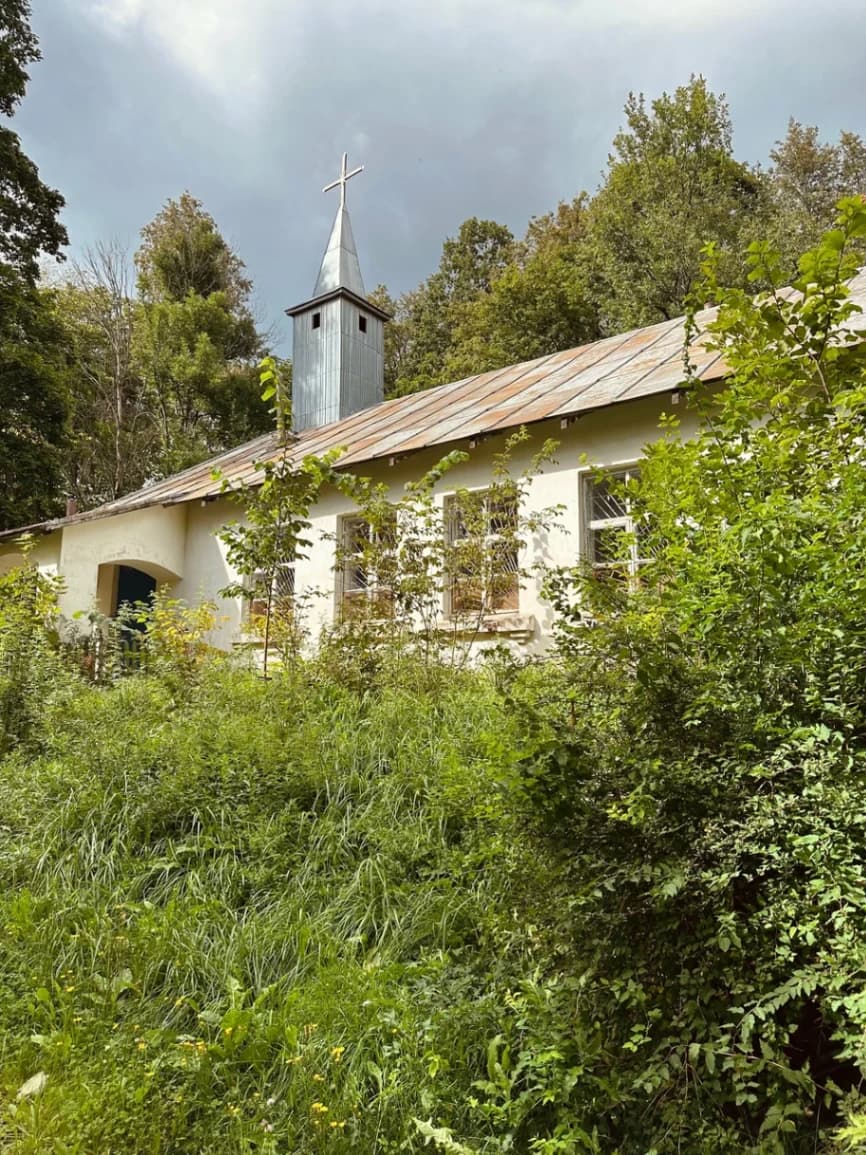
330, 1046, 346, 1062
311, 1102, 328, 1115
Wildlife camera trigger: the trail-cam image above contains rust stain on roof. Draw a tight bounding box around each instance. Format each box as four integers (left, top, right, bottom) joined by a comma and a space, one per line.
5, 273, 865, 541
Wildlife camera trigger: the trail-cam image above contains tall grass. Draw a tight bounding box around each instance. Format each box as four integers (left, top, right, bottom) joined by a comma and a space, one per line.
0, 657, 555, 1153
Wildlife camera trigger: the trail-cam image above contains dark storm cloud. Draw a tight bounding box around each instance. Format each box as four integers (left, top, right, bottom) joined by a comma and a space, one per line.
15, 0, 866, 352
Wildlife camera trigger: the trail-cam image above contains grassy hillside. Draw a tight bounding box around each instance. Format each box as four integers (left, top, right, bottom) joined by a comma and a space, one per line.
0, 658, 560, 1152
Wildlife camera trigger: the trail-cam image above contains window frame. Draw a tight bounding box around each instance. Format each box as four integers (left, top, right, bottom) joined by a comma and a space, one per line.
246, 559, 296, 631
443, 488, 520, 619
337, 510, 397, 620
582, 465, 648, 580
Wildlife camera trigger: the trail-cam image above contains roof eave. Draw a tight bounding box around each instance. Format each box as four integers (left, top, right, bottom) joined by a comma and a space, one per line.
285, 286, 391, 321
0, 520, 55, 543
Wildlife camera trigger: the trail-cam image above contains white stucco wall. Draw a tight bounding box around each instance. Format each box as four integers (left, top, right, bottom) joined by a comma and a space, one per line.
0, 392, 700, 653
178, 497, 245, 650
286, 394, 700, 655
0, 532, 61, 577
57, 503, 188, 619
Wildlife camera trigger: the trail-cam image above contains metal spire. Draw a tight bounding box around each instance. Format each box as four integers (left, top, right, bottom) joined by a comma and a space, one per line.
322, 152, 364, 209
313, 151, 367, 298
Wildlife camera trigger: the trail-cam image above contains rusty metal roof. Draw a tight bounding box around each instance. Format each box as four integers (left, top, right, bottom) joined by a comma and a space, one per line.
6, 269, 866, 541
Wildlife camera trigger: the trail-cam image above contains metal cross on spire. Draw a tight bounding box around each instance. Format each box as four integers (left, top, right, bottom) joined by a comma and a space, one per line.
322, 152, 364, 209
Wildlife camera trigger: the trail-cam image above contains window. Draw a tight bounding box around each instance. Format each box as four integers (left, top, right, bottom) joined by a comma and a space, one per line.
445, 490, 519, 617
358, 314, 367, 333
339, 511, 397, 619
312, 312, 321, 330
248, 561, 295, 630
583, 468, 648, 579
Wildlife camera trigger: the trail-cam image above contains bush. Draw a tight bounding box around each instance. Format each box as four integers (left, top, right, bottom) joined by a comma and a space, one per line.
0, 552, 67, 756
520, 199, 866, 1151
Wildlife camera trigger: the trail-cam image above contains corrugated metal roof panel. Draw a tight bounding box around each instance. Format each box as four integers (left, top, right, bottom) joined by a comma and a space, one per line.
5, 273, 864, 541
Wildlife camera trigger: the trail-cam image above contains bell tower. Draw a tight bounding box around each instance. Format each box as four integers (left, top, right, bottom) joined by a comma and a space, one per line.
287, 153, 388, 433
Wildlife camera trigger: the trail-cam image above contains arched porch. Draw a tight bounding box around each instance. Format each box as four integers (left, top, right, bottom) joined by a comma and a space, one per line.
96, 559, 181, 618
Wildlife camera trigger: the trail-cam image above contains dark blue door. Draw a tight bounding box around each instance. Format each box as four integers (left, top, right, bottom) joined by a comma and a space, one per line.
115, 566, 157, 617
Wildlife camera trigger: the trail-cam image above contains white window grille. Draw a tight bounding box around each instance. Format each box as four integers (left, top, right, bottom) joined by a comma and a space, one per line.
445, 490, 520, 617
339, 511, 397, 619
248, 560, 295, 628
583, 468, 649, 579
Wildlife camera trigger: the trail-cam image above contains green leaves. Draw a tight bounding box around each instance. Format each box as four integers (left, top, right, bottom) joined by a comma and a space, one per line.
527, 209, 866, 1150
257, 355, 290, 435
0, 2, 69, 526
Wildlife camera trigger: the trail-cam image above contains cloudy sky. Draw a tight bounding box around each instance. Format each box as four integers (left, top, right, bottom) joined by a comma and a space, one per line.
16, 0, 866, 351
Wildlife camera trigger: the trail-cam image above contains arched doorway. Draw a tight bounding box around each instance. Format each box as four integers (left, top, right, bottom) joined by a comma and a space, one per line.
94, 560, 179, 673
114, 565, 158, 617
95, 560, 179, 619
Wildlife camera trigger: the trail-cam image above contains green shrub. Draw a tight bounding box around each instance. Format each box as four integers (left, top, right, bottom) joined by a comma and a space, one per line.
520, 200, 866, 1152
0, 552, 68, 756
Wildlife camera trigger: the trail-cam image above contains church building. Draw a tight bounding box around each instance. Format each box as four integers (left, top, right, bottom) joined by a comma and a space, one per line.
4, 156, 862, 653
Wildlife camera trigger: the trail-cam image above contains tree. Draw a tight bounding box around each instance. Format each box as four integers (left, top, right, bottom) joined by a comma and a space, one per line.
367, 283, 410, 397
133, 194, 271, 476
764, 120, 866, 272
0, 273, 68, 529
377, 83, 773, 396
135, 191, 251, 311
436, 216, 516, 301
384, 217, 515, 395
444, 197, 600, 378
216, 359, 335, 676
0, 0, 69, 529
586, 76, 765, 331
53, 242, 151, 508
0, 0, 66, 281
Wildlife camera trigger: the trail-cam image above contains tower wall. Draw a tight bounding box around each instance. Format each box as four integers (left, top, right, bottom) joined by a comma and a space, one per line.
338, 297, 384, 421
289, 182, 386, 433
292, 298, 343, 432
292, 294, 384, 433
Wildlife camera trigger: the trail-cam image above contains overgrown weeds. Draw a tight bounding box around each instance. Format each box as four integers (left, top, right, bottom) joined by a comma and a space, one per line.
0, 658, 564, 1153
7, 210, 866, 1152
